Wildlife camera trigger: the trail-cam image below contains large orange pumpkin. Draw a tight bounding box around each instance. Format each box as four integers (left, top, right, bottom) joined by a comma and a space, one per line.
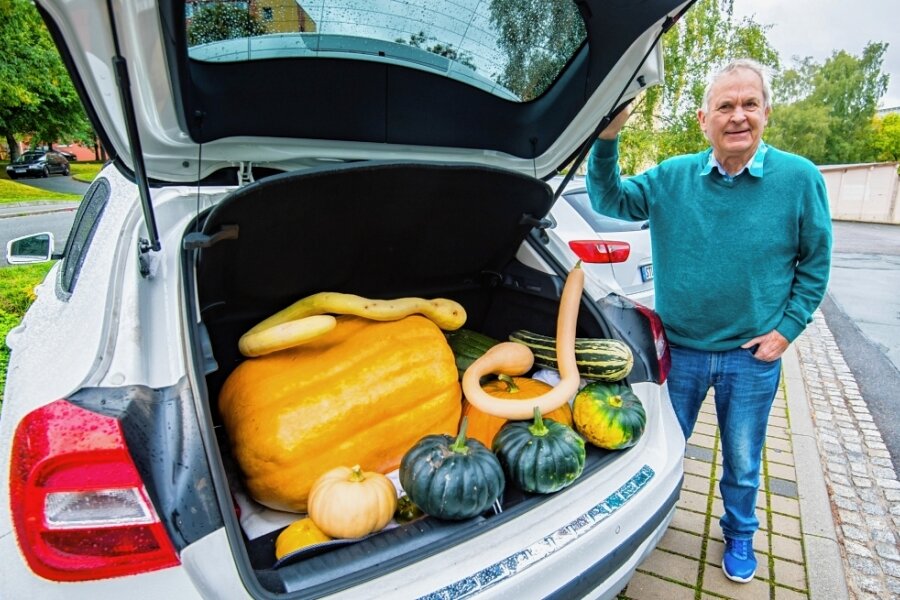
461, 375, 574, 447
219, 315, 461, 512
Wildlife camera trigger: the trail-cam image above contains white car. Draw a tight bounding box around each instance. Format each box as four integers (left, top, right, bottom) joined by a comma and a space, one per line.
547, 177, 655, 308
0, 1, 688, 598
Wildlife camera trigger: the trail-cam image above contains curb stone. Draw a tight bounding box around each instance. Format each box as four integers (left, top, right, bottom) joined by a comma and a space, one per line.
794, 310, 900, 600
783, 343, 850, 600
0, 200, 80, 219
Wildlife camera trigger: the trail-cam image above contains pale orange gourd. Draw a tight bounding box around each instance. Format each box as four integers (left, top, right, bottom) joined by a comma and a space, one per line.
219, 315, 461, 512
461, 375, 574, 447
307, 465, 397, 539
461, 263, 584, 419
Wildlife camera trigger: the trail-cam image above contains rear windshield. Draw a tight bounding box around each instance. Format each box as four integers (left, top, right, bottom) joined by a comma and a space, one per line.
564, 191, 649, 233
184, 0, 586, 102
13, 153, 42, 164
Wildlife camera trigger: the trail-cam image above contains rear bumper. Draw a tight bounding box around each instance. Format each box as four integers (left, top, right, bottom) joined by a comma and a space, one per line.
546, 480, 680, 600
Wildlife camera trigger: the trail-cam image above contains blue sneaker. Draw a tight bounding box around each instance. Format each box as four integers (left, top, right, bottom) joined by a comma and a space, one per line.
722, 537, 756, 583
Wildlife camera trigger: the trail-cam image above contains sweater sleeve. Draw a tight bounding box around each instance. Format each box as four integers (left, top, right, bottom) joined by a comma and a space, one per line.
775, 171, 833, 342
585, 138, 651, 221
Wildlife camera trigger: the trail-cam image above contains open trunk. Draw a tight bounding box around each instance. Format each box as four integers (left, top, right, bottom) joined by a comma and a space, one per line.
185, 162, 661, 596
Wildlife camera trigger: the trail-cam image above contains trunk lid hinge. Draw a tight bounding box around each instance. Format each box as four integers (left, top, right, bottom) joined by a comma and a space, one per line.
521, 213, 553, 244
237, 162, 255, 187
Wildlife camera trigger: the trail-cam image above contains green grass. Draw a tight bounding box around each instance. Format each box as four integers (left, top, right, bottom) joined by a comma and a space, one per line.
0, 262, 56, 408
0, 178, 81, 203
0, 160, 104, 203
70, 161, 104, 183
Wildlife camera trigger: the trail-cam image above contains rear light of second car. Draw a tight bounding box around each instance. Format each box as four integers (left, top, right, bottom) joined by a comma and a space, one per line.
9, 399, 179, 581
568, 240, 631, 264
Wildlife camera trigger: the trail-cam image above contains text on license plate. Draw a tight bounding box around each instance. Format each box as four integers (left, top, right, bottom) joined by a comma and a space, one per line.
640, 263, 653, 282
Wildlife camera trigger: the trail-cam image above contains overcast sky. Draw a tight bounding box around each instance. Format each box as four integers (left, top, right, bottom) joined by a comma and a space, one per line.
732, 0, 900, 108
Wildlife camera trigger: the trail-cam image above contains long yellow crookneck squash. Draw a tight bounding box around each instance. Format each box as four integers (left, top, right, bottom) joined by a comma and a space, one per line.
461, 263, 584, 420
239, 292, 467, 357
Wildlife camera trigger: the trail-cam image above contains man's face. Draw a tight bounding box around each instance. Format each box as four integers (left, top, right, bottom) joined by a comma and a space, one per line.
697, 68, 771, 166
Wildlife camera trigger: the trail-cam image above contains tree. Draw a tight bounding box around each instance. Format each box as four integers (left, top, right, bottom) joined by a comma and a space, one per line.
187, 2, 267, 46
395, 31, 477, 71
618, 0, 779, 172
766, 42, 889, 164
488, 0, 585, 101
0, 0, 90, 159
870, 113, 900, 163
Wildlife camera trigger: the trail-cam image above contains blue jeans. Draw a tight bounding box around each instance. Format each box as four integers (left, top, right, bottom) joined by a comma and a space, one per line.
668, 345, 781, 540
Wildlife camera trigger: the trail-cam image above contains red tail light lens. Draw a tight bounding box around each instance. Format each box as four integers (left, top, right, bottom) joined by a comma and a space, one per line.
568, 240, 631, 264
10, 399, 179, 581
634, 303, 670, 384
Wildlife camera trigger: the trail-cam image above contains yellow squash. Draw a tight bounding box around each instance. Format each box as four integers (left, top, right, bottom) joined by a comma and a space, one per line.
219, 315, 461, 512
275, 518, 332, 559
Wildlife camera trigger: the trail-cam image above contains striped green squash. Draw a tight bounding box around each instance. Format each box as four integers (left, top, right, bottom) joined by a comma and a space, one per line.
508, 329, 633, 381
445, 329, 500, 379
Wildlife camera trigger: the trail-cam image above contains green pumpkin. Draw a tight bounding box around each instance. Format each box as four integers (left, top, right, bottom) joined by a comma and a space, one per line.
492, 407, 586, 494
573, 381, 646, 450
399, 418, 505, 520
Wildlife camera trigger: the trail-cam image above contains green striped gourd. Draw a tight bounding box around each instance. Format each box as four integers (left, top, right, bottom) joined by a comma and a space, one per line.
508, 329, 633, 381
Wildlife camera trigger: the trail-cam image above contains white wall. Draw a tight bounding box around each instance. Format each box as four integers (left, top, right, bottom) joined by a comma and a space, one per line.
819, 162, 900, 224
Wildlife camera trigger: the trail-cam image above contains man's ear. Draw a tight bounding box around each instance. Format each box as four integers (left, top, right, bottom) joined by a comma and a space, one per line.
697, 109, 707, 134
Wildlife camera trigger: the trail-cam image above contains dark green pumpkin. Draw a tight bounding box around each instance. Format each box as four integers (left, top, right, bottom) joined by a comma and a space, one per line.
399, 418, 505, 520
573, 381, 646, 450
492, 407, 586, 494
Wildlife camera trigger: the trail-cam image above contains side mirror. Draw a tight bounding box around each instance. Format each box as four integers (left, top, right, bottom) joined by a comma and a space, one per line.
6, 232, 55, 265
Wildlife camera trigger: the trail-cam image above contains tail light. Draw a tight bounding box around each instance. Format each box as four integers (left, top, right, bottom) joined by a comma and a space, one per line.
634, 303, 670, 383
10, 399, 179, 581
568, 240, 631, 264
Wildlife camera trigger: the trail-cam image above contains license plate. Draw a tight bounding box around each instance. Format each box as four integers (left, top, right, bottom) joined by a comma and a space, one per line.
640, 263, 653, 282
14, 169, 25, 174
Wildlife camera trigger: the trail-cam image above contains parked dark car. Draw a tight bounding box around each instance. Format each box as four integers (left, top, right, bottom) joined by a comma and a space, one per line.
5, 151, 70, 179
57, 150, 78, 162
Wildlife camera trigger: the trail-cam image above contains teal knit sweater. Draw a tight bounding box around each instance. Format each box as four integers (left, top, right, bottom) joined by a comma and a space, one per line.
586, 138, 832, 351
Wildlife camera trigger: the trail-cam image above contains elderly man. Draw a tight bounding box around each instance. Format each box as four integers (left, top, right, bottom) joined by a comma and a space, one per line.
586, 58, 832, 583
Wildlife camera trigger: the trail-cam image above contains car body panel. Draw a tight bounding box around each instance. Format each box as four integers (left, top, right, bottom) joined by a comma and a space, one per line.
546, 181, 655, 308
2, 1, 691, 597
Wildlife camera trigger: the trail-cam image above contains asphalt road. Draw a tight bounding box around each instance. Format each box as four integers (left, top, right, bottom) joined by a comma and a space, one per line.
12, 172, 91, 196
823, 220, 900, 470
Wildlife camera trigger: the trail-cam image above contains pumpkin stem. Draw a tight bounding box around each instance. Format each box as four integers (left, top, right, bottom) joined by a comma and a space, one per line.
609, 395, 623, 409
497, 374, 520, 393
449, 417, 470, 454
528, 405, 549, 437
348, 465, 366, 482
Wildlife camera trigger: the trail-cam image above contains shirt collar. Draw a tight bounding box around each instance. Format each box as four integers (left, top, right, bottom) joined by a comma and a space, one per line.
700, 141, 768, 180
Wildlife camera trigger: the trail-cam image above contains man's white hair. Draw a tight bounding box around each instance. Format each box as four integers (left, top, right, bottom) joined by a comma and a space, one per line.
701, 58, 773, 114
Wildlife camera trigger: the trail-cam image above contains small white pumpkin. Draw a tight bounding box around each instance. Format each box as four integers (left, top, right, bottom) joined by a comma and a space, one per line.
307, 465, 397, 538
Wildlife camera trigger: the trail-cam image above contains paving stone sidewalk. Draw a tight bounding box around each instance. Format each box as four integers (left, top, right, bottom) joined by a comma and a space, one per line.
618, 375, 810, 600
616, 307, 900, 600
794, 311, 900, 600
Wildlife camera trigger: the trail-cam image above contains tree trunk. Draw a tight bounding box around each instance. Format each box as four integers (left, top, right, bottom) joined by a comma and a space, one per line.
5, 132, 20, 161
